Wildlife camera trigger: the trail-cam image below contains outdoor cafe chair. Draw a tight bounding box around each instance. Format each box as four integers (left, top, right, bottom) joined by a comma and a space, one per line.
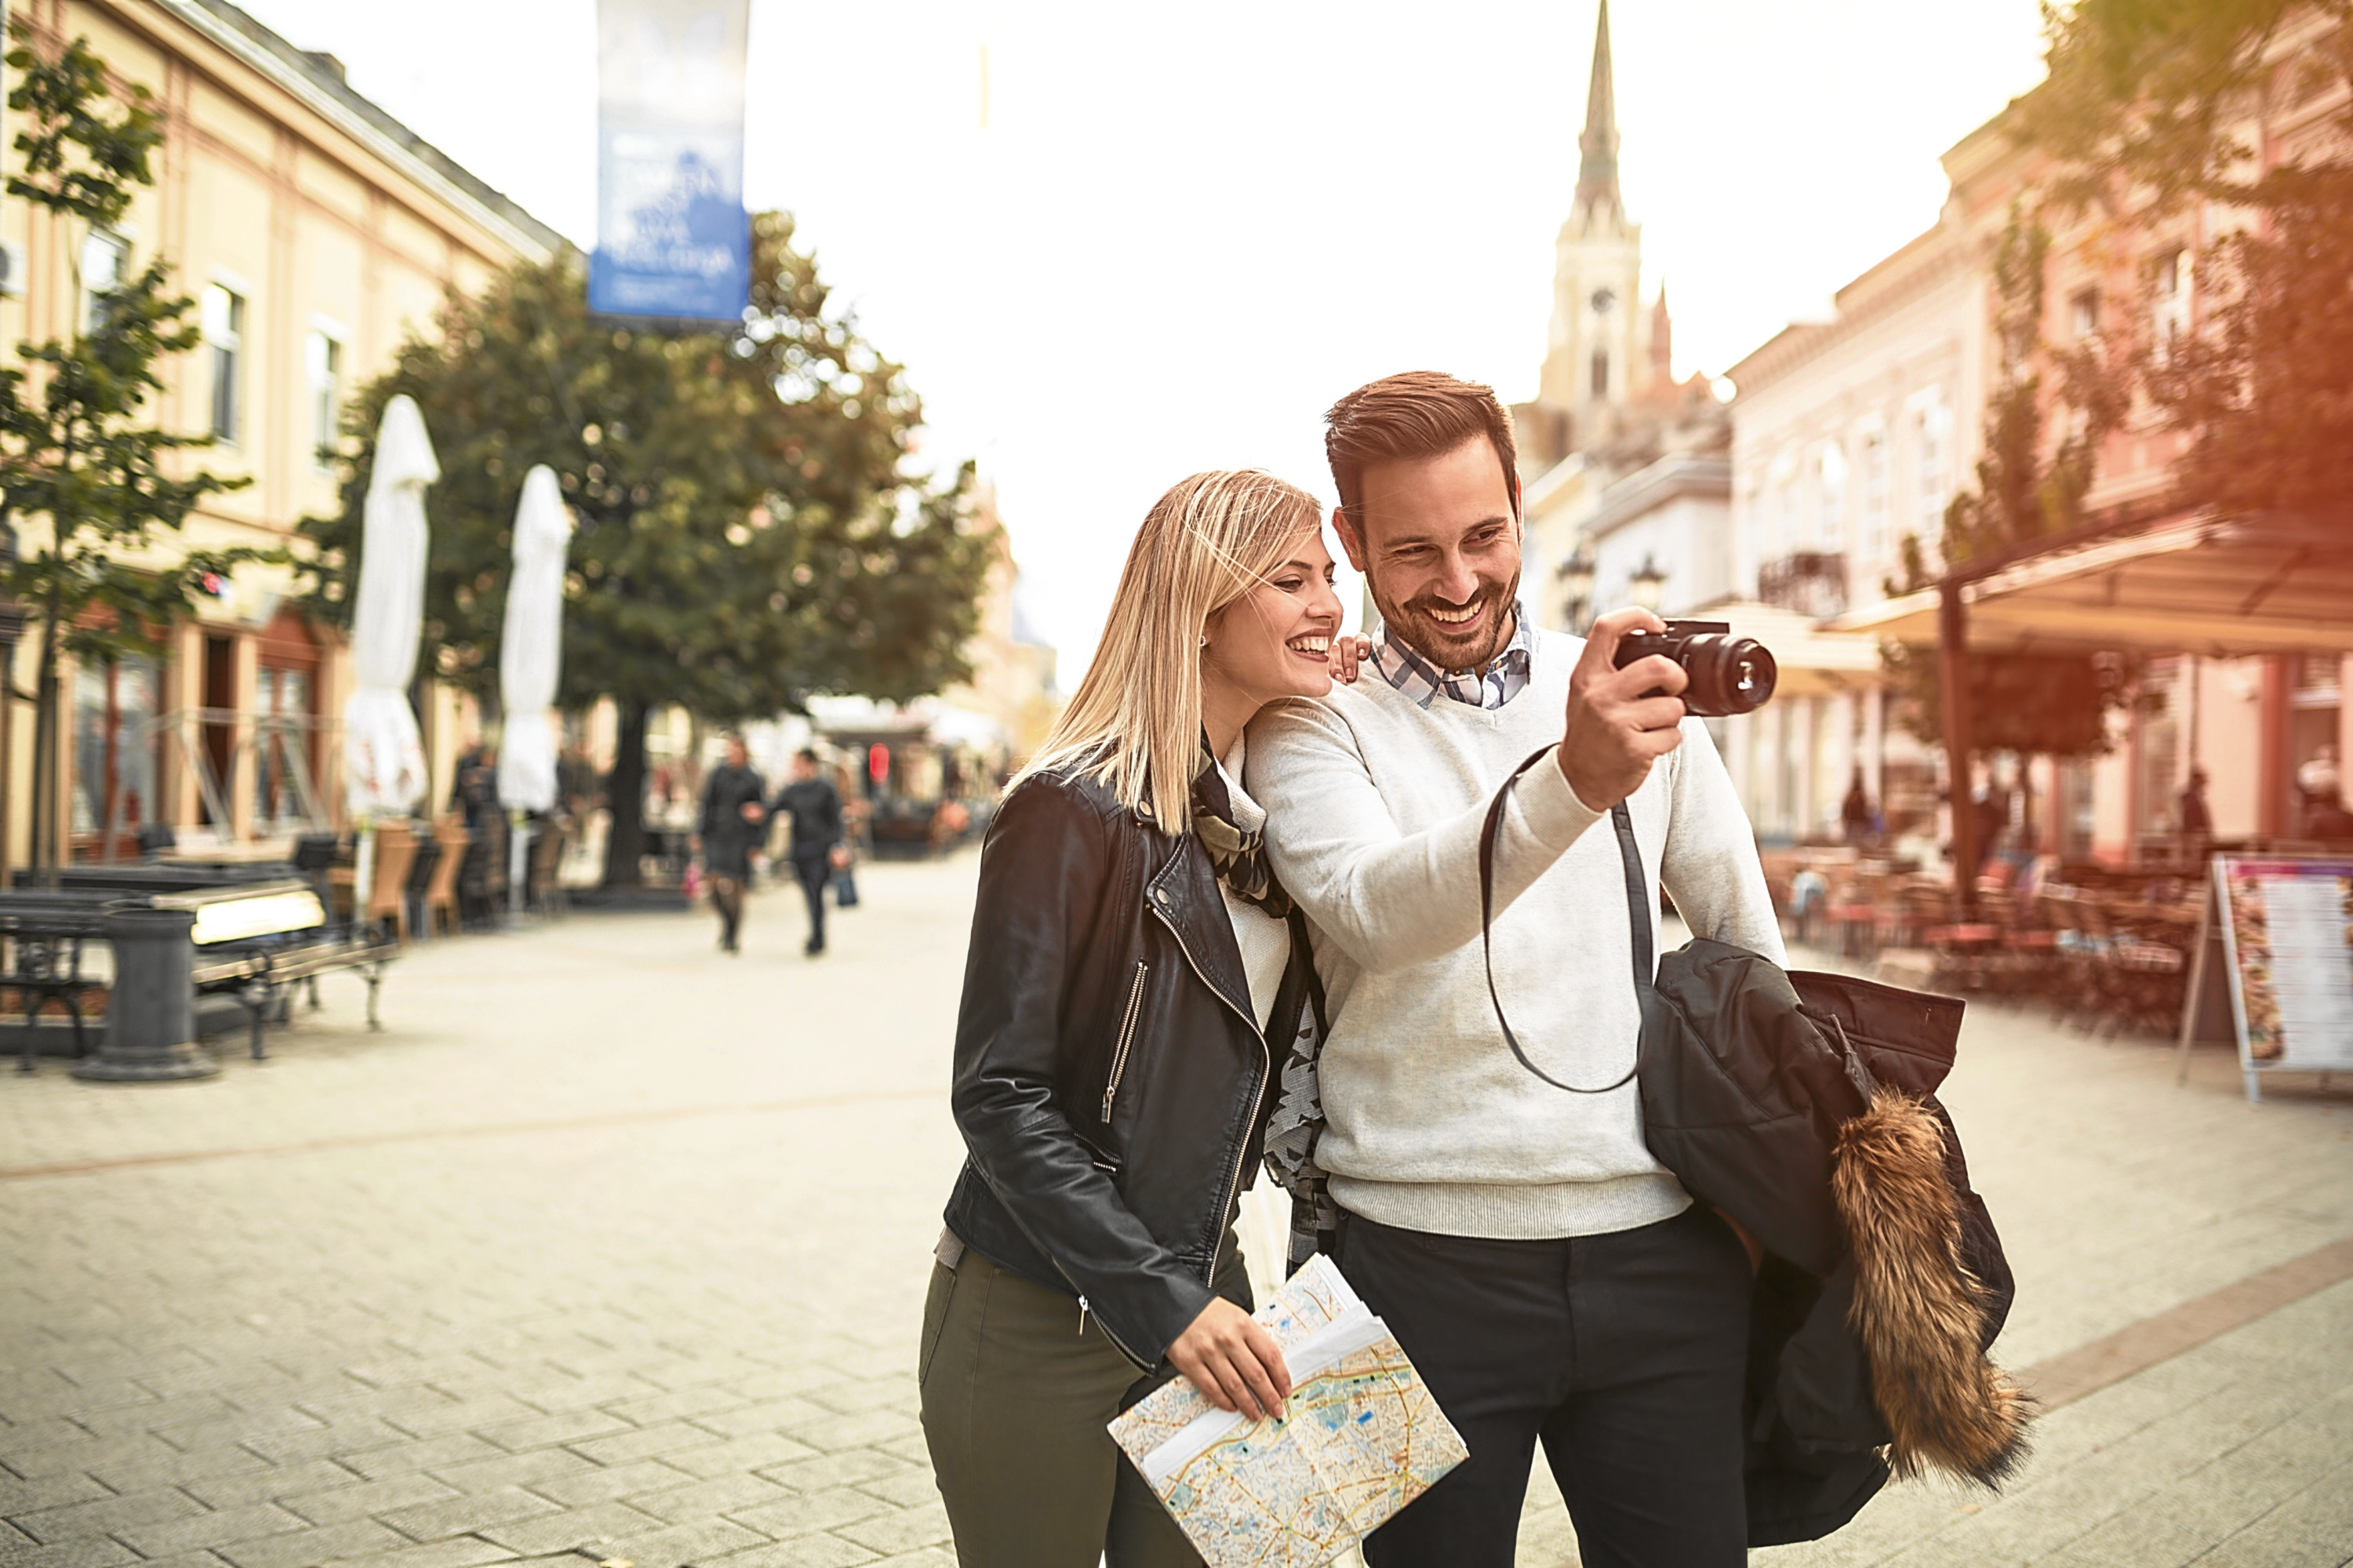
426, 816, 469, 936
364, 822, 416, 944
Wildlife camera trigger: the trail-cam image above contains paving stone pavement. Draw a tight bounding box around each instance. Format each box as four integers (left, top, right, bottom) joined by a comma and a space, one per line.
2, 857, 2349, 1567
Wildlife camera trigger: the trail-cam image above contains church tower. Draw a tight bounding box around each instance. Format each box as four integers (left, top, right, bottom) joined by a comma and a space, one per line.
1533, 0, 1654, 453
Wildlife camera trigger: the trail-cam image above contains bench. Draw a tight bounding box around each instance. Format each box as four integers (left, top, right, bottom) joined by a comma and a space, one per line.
1, 901, 111, 1073
162, 880, 398, 1060
3, 877, 398, 1068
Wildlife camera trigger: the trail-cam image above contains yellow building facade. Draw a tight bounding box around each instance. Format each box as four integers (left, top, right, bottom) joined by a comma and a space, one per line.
0, 0, 558, 874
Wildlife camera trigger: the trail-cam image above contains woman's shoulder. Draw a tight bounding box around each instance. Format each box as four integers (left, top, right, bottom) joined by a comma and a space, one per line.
998, 762, 1132, 832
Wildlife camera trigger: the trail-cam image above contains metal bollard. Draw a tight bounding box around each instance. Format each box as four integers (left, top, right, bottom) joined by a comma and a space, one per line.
74, 905, 219, 1082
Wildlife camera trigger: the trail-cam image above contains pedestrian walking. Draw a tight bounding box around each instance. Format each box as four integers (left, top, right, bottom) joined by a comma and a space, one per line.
695, 735, 766, 954
770, 749, 845, 956
1247, 373, 1781, 1565
1840, 765, 1875, 846
921, 469, 1366, 1567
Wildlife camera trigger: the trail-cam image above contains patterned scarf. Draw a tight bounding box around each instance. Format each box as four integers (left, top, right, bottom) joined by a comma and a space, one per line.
1188, 738, 1291, 919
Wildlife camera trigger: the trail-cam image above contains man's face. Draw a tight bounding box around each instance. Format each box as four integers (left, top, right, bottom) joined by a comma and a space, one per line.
1334, 437, 1522, 674
792, 755, 816, 780
726, 740, 748, 769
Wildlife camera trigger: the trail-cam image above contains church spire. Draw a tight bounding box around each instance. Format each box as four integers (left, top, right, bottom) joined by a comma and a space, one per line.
1575, 0, 1620, 221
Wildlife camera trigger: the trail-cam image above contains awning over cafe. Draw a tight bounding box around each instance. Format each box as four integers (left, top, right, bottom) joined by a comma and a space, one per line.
1822, 513, 2353, 657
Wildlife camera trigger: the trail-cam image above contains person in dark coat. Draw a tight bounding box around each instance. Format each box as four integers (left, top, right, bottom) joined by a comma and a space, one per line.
1839, 766, 1875, 846
770, 748, 844, 956
2178, 766, 2213, 843
696, 735, 767, 954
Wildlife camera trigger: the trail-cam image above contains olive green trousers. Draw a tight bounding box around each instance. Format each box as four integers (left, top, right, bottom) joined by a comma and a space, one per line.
919, 1245, 1227, 1568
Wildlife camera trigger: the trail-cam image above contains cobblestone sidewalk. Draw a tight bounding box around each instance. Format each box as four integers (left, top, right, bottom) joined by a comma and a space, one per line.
2, 864, 2349, 1568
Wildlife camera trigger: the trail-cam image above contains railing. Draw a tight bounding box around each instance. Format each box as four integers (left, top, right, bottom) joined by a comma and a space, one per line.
129, 708, 342, 845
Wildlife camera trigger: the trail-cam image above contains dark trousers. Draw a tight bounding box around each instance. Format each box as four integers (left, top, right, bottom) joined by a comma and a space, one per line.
709, 875, 745, 951
1337, 1204, 1753, 1568
791, 853, 830, 951
921, 1247, 1220, 1566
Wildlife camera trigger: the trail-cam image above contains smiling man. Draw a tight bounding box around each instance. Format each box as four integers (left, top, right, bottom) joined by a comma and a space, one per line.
1246, 371, 1783, 1565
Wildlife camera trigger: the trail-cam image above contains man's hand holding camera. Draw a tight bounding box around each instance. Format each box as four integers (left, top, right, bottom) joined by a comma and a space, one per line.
1560, 607, 1687, 811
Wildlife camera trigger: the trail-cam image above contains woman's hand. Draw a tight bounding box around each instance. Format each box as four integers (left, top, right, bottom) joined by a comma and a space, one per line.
1166, 1297, 1291, 1420
1327, 634, 1373, 685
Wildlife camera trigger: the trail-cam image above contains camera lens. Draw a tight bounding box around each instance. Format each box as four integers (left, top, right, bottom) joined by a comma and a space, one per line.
1686, 635, 1777, 716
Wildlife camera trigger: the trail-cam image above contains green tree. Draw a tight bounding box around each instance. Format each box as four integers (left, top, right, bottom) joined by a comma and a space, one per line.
1882, 206, 2136, 759
2021, 0, 2353, 515
0, 21, 264, 872
302, 213, 997, 886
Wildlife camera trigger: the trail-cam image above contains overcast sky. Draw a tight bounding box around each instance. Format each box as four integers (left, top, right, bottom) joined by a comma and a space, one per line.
238, 0, 2049, 674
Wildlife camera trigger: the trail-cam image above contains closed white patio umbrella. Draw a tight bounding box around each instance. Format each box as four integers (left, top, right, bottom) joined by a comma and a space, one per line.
496, 465, 573, 911
340, 395, 437, 926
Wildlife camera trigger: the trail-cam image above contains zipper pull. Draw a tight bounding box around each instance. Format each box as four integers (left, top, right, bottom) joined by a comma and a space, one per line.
1078, 1295, 1090, 1337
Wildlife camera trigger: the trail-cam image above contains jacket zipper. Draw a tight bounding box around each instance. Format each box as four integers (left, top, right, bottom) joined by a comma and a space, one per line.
1067, 865, 1270, 1375
1145, 886, 1270, 1288
1099, 960, 1150, 1122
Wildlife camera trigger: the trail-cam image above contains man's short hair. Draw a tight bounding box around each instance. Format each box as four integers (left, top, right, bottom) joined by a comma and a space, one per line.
1325, 371, 1519, 529
797, 747, 820, 765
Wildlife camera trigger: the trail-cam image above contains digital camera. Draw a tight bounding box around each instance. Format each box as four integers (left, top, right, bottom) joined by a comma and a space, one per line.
1612, 620, 1777, 716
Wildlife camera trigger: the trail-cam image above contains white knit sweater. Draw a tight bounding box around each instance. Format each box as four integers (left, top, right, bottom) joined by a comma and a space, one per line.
1246, 626, 1784, 1241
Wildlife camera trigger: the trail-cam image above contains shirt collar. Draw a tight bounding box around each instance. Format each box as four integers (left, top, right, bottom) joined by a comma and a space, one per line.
1370, 599, 1536, 711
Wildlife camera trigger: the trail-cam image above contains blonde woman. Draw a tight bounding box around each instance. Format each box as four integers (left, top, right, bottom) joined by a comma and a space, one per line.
922, 471, 1360, 1566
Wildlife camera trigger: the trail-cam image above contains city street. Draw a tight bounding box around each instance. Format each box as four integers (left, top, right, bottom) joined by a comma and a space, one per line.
3, 854, 2351, 1568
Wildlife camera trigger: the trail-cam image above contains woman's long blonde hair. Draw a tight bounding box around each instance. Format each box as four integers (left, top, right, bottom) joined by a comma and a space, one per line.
1013, 469, 1322, 836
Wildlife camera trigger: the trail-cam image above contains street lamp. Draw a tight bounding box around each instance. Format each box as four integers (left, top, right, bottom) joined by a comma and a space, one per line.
1630, 553, 1668, 614
1556, 544, 1596, 634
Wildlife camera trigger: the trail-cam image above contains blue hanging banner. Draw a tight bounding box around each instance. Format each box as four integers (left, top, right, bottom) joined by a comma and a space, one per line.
591, 0, 751, 322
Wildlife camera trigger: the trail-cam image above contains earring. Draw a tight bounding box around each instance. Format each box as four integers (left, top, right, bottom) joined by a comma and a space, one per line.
1199, 635, 1209, 648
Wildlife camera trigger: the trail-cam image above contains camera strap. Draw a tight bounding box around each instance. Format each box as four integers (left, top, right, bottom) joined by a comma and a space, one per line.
1478, 746, 1650, 1094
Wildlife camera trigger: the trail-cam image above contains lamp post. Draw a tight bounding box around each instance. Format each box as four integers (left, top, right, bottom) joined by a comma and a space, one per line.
0, 521, 22, 889
1630, 553, 1669, 614
1557, 544, 1596, 635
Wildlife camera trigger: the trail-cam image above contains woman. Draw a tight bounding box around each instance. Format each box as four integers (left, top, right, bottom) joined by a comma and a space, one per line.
922, 470, 1358, 1566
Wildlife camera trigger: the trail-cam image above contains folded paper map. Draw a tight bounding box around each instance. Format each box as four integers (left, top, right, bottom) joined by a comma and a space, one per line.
1107, 1254, 1467, 1567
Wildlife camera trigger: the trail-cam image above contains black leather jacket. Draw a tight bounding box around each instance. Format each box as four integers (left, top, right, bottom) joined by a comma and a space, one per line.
940, 766, 1312, 1370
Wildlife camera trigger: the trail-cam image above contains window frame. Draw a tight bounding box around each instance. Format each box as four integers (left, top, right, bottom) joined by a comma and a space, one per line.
202, 281, 249, 447
78, 229, 129, 334
304, 321, 347, 472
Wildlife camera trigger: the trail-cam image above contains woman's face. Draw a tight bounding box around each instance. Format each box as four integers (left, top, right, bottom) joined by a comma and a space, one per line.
1202, 526, 1345, 712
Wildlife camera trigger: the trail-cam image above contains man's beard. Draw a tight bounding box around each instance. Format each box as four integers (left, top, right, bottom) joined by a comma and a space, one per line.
1369, 569, 1521, 675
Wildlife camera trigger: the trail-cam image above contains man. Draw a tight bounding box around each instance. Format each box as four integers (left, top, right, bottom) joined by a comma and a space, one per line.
1840, 765, 1875, 846
1247, 372, 1782, 1565
2178, 766, 2213, 842
771, 748, 846, 956
696, 736, 768, 954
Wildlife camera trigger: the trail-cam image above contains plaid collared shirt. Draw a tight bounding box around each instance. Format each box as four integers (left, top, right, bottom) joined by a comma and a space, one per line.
1369, 599, 1537, 711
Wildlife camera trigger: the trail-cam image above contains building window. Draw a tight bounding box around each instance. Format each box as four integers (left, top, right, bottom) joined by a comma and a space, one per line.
2152, 247, 2191, 362
306, 329, 343, 469
2068, 286, 2101, 340
1817, 442, 1847, 548
1860, 426, 1890, 566
203, 284, 245, 444
1915, 397, 1950, 537
1591, 349, 1609, 398
71, 655, 165, 861
79, 231, 127, 333
255, 665, 315, 825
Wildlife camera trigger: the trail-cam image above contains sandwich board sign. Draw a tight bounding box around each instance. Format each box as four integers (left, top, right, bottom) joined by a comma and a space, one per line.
2178, 856, 2353, 1104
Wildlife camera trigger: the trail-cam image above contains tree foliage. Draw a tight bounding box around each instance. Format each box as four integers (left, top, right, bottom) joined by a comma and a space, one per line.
0, 20, 264, 870
1882, 206, 2137, 758
300, 213, 998, 881
2023, 0, 2353, 516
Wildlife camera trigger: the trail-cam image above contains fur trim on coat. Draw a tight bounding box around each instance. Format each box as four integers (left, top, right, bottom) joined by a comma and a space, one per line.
1834, 1091, 2032, 1485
